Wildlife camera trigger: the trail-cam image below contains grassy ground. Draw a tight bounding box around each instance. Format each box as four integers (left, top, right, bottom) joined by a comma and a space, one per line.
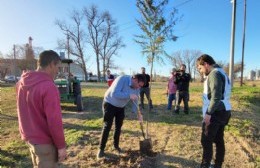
0, 81, 259, 168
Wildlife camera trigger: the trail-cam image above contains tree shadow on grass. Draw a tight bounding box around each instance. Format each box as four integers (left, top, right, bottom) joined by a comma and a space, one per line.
61, 95, 103, 120
0, 83, 15, 87
124, 104, 203, 127
61, 94, 203, 128
63, 122, 140, 139
63, 122, 100, 131
0, 113, 18, 121
0, 149, 31, 167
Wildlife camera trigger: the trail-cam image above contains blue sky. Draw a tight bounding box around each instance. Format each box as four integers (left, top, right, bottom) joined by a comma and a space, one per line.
0, 0, 259, 76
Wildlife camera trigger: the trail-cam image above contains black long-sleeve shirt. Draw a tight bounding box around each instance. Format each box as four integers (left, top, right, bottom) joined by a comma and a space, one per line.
141, 74, 150, 88
174, 72, 191, 91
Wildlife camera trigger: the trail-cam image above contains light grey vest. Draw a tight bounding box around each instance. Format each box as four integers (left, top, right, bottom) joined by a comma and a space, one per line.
202, 68, 232, 117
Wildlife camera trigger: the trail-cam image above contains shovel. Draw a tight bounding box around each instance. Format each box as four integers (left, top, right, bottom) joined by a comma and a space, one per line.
133, 101, 153, 155
139, 122, 152, 155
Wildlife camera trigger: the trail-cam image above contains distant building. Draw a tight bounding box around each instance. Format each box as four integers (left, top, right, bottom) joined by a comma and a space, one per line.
256, 70, 260, 80
248, 70, 256, 80
70, 63, 85, 81
58, 62, 85, 81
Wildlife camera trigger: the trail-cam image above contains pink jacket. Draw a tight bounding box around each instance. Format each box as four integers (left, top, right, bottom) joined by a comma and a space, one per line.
16, 71, 66, 149
167, 75, 177, 94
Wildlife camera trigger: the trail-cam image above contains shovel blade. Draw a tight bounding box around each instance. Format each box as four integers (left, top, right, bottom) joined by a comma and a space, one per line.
139, 138, 152, 155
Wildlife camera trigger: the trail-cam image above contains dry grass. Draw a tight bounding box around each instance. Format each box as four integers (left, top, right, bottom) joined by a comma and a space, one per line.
0, 81, 259, 168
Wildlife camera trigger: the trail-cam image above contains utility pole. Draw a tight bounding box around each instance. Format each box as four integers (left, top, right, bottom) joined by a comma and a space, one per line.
240, 0, 247, 87
13, 45, 17, 81
67, 33, 70, 59
229, 0, 237, 87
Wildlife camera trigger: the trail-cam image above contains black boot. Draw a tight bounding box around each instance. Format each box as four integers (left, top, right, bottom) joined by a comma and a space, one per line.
200, 162, 211, 168
211, 164, 222, 168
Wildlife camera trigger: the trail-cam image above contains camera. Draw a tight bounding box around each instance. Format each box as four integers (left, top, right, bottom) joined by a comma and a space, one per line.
174, 70, 183, 76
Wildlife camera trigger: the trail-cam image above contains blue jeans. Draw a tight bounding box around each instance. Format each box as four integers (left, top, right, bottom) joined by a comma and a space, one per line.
167, 93, 176, 110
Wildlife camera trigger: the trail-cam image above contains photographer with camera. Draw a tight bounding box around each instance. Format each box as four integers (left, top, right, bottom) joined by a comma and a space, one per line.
174, 64, 191, 114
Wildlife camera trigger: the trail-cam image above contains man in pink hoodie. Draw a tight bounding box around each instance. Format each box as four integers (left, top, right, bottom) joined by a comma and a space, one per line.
16, 50, 67, 167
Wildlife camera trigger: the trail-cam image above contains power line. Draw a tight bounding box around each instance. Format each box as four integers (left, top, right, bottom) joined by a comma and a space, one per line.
117, 0, 194, 34
174, 0, 194, 8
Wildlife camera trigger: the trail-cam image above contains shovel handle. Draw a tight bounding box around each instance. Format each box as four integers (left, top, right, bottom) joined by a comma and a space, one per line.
133, 101, 146, 139
132, 101, 143, 121
140, 122, 146, 139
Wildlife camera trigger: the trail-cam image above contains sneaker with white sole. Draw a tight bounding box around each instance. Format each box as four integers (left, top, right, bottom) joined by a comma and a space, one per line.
114, 147, 126, 156
97, 149, 105, 159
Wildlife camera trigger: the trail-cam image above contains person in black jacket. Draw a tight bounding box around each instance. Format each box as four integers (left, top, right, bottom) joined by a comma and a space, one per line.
139, 67, 153, 109
174, 64, 191, 114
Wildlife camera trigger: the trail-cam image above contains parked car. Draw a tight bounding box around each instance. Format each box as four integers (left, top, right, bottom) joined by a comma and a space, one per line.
4, 75, 17, 83
88, 75, 98, 82
74, 74, 85, 82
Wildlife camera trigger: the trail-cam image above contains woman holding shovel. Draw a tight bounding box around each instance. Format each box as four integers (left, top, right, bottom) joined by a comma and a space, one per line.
97, 74, 145, 159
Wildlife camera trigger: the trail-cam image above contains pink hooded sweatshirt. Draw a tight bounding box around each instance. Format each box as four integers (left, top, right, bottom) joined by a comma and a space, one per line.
16, 71, 66, 149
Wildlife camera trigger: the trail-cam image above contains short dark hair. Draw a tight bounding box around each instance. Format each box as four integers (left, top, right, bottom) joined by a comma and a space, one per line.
196, 54, 216, 66
181, 64, 186, 68
132, 74, 145, 83
38, 50, 61, 68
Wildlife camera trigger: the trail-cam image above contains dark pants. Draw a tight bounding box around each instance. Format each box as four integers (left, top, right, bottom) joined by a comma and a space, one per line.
140, 87, 153, 109
201, 111, 231, 167
99, 102, 125, 151
167, 93, 176, 110
174, 91, 189, 113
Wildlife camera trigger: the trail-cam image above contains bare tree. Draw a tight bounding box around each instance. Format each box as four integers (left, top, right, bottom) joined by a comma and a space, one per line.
11, 45, 42, 58
168, 49, 202, 81
12, 44, 37, 70
223, 62, 245, 79
198, 60, 244, 81
33, 46, 44, 59
55, 9, 88, 81
189, 50, 203, 81
135, 0, 181, 80
0, 53, 9, 78
83, 5, 105, 81
99, 12, 125, 78
167, 50, 183, 69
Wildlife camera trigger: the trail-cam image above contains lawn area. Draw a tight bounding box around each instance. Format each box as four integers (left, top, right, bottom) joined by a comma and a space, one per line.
0, 81, 259, 168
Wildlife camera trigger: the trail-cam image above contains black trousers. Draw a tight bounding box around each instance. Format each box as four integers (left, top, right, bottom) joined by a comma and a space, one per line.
201, 111, 230, 167
140, 87, 153, 108
99, 102, 125, 150
175, 91, 189, 113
